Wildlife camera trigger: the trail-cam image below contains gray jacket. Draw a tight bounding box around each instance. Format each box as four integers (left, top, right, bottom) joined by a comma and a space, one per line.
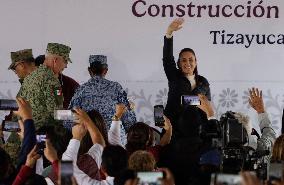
256, 112, 276, 152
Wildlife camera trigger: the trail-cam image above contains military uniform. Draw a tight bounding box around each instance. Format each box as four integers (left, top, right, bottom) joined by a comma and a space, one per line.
8, 48, 34, 70
17, 64, 63, 128
16, 43, 71, 129
6, 49, 35, 163
69, 55, 136, 144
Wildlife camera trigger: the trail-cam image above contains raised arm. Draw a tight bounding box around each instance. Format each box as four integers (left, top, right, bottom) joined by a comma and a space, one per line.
248, 88, 276, 151
163, 18, 184, 81
108, 103, 127, 146
116, 83, 136, 132
74, 108, 106, 147
159, 116, 172, 146
13, 97, 36, 170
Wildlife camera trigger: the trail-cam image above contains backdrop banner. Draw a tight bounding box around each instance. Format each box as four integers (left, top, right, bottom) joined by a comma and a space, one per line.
0, 0, 283, 135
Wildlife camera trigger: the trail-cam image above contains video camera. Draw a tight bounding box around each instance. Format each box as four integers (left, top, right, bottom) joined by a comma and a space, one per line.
218, 111, 269, 180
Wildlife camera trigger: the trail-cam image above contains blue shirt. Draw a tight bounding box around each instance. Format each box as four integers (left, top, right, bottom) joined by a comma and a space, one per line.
69, 76, 136, 143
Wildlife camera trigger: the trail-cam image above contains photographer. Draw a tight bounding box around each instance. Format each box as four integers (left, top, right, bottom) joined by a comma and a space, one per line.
231, 88, 276, 165
212, 88, 276, 184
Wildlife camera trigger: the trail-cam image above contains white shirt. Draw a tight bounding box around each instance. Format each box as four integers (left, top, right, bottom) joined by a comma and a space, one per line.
62, 139, 114, 185
186, 74, 196, 89
108, 121, 122, 146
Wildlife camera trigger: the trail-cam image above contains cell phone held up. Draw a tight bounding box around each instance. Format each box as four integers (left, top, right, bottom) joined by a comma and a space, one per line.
60, 161, 73, 185
36, 134, 46, 155
210, 173, 242, 185
181, 95, 200, 106
2, 121, 20, 132
137, 171, 164, 185
54, 110, 76, 120
154, 105, 165, 127
0, 99, 18, 111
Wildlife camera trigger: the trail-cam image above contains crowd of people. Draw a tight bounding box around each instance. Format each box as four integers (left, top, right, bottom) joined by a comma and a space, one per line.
0, 18, 283, 185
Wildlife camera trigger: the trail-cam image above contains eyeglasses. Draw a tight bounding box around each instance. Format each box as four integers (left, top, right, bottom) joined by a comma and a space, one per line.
11, 62, 23, 71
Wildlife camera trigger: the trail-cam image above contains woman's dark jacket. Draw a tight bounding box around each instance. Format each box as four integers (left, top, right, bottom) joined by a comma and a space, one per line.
163, 36, 211, 138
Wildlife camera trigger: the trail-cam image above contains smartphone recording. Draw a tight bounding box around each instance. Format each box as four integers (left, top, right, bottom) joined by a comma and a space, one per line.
210, 173, 242, 185
60, 161, 73, 185
54, 110, 76, 120
36, 134, 46, 155
154, 105, 165, 127
137, 171, 163, 185
181, 95, 200, 106
0, 99, 18, 111
2, 121, 20, 132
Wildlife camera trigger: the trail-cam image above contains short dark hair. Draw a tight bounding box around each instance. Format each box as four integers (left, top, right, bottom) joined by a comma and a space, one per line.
126, 122, 154, 156
78, 109, 108, 156
178, 48, 196, 59
37, 123, 72, 159
89, 63, 108, 76
113, 169, 136, 185
35, 55, 45, 66
101, 145, 128, 177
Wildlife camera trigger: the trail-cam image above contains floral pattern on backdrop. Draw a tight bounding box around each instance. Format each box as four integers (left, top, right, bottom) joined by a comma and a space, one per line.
1, 82, 283, 136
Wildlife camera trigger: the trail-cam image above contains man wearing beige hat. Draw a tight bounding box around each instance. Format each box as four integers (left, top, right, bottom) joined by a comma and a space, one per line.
8, 49, 37, 82
17, 43, 71, 129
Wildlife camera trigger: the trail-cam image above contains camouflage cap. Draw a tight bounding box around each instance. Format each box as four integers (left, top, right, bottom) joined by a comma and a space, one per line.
89, 55, 107, 66
46, 43, 72, 63
9, 49, 34, 70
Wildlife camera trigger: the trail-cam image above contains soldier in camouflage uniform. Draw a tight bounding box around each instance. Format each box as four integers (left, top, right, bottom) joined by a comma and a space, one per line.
17, 43, 71, 129
8, 49, 37, 83
6, 49, 37, 164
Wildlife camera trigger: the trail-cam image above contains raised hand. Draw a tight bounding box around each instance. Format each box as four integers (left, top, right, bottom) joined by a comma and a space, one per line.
13, 97, 32, 121
248, 88, 265, 114
73, 108, 93, 126
44, 139, 58, 163
25, 145, 41, 168
17, 119, 24, 141
72, 123, 87, 141
197, 94, 214, 118
158, 168, 175, 185
115, 103, 127, 120
166, 18, 185, 35
163, 116, 172, 131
